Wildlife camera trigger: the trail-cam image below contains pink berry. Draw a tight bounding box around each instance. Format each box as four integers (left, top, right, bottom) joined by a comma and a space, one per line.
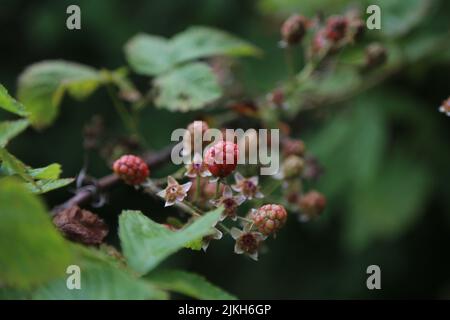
251, 204, 288, 236
113, 154, 149, 185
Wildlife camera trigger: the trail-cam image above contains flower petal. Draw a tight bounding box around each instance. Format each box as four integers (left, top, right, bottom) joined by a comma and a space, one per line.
202, 240, 210, 252
167, 176, 178, 186
181, 181, 192, 193
200, 170, 212, 177
193, 152, 203, 163
234, 195, 246, 206
248, 251, 259, 261
185, 171, 196, 178
234, 172, 244, 183
230, 227, 243, 240
223, 185, 233, 198
157, 189, 166, 198
234, 243, 244, 254
231, 185, 242, 192
213, 229, 223, 240
249, 176, 259, 185
165, 200, 175, 207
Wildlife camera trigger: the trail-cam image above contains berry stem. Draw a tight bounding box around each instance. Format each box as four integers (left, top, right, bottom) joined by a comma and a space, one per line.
144, 179, 202, 217
284, 46, 296, 78
237, 216, 253, 224
215, 179, 221, 199
217, 223, 231, 235
262, 178, 283, 197
194, 175, 201, 203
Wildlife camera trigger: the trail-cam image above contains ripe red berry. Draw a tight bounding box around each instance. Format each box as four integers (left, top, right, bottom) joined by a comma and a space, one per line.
204, 141, 239, 178
112, 154, 149, 185
251, 204, 288, 236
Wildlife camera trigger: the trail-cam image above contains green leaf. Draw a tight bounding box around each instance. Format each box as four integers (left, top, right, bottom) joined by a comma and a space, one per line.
154, 62, 221, 112
0, 178, 72, 289
147, 269, 236, 300
0, 287, 29, 300
33, 261, 167, 300
0, 147, 33, 183
345, 155, 431, 251
25, 178, 74, 194
371, 0, 433, 38
0, 84, 28, 116
308, 101, 386, 195
171, 26, 261, 64
124, 34, 173, 76
28, 163, 62, 180
17, 60, 101, 129
184, 238, 203, 251
125, 27, 260, 77
119, 207, 222, 274
0, 119, 29, 147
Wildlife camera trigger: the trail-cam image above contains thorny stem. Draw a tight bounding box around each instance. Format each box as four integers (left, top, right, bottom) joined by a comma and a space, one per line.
52, 144, 173, 214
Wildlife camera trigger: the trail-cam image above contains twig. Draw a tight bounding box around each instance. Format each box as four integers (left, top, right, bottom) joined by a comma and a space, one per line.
52, 144, 173, 215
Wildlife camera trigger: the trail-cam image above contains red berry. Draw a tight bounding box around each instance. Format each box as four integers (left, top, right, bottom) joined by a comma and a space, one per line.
251, 204, 288, 236
204, 141, 239, 178
113, 154, 149, 185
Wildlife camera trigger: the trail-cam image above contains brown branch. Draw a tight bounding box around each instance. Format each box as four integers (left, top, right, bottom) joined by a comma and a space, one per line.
52, 144, 173, 215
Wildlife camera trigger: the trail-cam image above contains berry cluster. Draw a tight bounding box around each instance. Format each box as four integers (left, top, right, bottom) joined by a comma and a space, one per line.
280, 10, 386, 71
111, 105, 328, 260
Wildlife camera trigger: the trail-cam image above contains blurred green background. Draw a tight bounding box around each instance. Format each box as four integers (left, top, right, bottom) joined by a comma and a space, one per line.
1, 0, 449, 299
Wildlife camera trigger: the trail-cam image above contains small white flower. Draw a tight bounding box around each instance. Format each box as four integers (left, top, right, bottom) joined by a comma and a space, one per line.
231, 227, 265, 261
201, 227, 223, 252
157, 176, 192, 207
231, 172, 263, 200
185, 153, 211, 178
211, 186, 245, 221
